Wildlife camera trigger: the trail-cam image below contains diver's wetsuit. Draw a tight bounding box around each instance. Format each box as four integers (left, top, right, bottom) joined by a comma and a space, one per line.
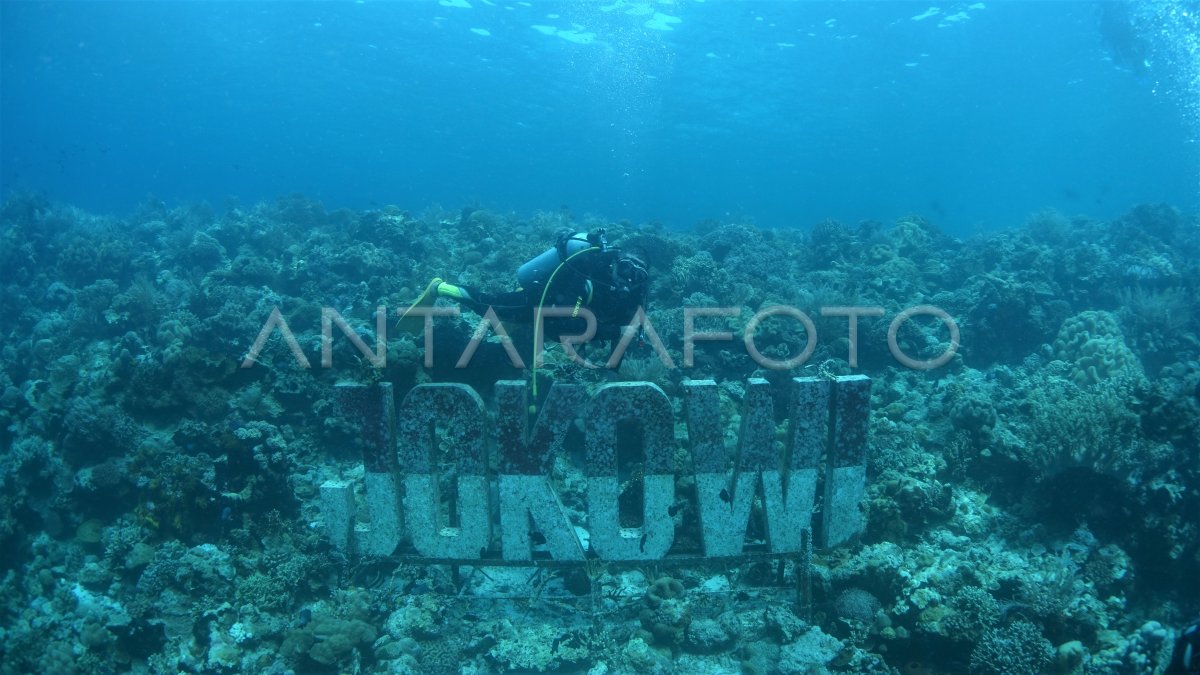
449, 233, 646, 341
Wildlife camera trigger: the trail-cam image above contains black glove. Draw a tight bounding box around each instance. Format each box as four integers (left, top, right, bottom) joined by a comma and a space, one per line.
555, 229, 576, 259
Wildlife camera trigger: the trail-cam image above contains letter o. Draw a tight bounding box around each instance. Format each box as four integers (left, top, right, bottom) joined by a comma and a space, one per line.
743, 306, 816, 370
888, 305, 960, 370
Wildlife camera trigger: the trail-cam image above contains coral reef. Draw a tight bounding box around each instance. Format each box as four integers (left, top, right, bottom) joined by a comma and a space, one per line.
0, 193, 1197, 672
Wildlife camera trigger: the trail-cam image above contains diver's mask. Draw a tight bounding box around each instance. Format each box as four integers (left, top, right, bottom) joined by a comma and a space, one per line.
613, 254, 648, 289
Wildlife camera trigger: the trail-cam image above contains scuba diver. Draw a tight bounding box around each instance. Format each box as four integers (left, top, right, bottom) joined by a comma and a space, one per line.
399, 228, 650, 355
1097, 1, 1154, 81
1168, 617, 1200, 674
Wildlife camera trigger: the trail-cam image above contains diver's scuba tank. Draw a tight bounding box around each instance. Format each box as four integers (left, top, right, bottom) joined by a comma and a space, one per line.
517, 229, 606, 293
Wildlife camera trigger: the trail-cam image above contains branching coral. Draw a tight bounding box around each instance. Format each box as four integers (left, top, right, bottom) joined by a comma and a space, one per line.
968, 619, 1053, 675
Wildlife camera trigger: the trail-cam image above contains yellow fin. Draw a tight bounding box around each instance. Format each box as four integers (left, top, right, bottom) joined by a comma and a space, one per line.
395, 277, 443, 333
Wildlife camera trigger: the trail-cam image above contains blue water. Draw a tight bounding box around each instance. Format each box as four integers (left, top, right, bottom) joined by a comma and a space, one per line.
2, 0, 1197, 232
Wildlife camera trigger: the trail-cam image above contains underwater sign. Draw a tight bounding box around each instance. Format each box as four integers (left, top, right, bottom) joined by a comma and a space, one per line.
320, 376, 870, 562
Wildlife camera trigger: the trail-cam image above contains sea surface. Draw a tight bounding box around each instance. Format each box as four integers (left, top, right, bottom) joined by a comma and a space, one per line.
2, 1, 1198, 229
